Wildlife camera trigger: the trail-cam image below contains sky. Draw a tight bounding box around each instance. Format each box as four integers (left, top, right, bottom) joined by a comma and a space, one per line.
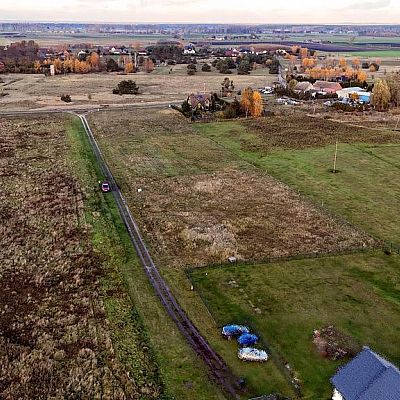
1, 0, 400, 24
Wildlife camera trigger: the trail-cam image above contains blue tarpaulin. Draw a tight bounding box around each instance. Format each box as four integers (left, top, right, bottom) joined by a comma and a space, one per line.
238, 333, 259, 346
222, 325, 250, 337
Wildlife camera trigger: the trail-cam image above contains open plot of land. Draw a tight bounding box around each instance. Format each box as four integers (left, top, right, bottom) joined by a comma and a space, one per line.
0, 72, 272, 110
89, 109, 373, 269
0, 114, 227, 400
0, 115, 166, 399
189, 251, 400, 399
194, 118, 400, 244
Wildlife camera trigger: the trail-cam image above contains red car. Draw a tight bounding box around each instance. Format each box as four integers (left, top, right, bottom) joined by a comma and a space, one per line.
100, 181, 111, 193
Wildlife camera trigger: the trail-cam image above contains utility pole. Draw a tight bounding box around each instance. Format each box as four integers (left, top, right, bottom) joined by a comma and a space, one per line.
333, 139, 339, 173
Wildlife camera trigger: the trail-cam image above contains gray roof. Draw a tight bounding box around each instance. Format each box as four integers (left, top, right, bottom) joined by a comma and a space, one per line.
331, 347, 400, 400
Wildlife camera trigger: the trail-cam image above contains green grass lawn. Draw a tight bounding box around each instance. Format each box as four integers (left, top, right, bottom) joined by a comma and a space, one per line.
341, 50, 400, 58
194, 122, 400, 245
189, 252, 400, 400
67, 117, 226, 400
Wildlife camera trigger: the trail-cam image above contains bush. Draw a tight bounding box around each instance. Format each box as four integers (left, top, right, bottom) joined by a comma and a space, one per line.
113, 80, 139, 95
106, 58, 119, 72
201, 63, 211, 72
61, 94, 71, 103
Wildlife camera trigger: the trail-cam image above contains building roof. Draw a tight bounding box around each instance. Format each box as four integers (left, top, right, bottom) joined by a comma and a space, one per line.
313, 80, 342, 90
331, 347, 400, 400
339, 87, 366, 93
294, 81, 313, 91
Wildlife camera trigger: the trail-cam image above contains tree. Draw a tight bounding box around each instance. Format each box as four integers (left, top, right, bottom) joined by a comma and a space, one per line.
106, 58, 119, 72
124, 62, 135, 73
221, 77, 234, 96
88, 52, 100, 71
385, 72, 400, 107
34, 60, 42, 73
339, 58, 347, 69
237, 59, 252, 75
61, 94, 71, 103
187, 63, 197, 75
53, 58, 62, 74
144, 58, 155, 73
369, 62, 380, 72
288, 79, 298, 92
113, 80, 139, 95
372, 79, 391, 111
252, 91, 263, 117
240, 88, 263, 117
300, 47, 308, 59
268, 58, 280, 74
356, 70, 368, 83
241, 88, 253, 118
352, 58, 361, 70
202, 63, 211, 72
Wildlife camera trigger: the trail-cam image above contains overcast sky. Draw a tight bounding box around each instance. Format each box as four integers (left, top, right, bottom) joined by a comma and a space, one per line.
1, 0, 399, 24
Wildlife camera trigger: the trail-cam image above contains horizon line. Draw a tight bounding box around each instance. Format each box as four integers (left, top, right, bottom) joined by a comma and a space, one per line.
1, 20, 400, 26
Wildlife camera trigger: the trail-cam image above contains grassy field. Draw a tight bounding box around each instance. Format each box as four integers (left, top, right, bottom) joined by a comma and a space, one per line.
86, 108, 400, 398
188, 251, 400, 399
340, 50, 400, 58
0, 72, 271, 110
193, 118, 400, 244
89, 109, 372, 270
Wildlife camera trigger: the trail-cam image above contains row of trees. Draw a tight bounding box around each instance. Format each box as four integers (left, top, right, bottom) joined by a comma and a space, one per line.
372, 73, 400, 110
30, 53, 155, 75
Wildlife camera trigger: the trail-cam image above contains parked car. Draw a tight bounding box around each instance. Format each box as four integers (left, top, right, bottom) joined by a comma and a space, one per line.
100, 181, 111, 193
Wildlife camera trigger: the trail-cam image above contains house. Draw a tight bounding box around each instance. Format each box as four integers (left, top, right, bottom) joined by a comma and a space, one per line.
183, 44, 196, 55
313, 81, 342, 94
331, 347, 400, 400
187, 93, 213, 111
294, 81, 314, 93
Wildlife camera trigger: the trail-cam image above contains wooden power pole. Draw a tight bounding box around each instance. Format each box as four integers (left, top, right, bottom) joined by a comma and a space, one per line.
333, 139, 339, 173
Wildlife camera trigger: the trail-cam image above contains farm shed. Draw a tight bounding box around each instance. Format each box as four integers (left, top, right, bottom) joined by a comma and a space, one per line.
294, 81, 314, 93
330, 346, 400, 400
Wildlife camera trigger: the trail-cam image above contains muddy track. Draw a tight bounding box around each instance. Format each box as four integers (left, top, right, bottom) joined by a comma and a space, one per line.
78, 114, 243, 400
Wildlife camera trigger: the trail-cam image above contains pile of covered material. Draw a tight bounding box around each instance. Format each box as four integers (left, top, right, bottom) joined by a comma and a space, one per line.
221, 324, 269, 362
238, 347, 268, 362
238, 333, 259, 346
222, 325, 250, 338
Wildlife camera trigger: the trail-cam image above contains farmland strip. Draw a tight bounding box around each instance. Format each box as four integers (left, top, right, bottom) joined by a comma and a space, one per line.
78, 114, 242, 400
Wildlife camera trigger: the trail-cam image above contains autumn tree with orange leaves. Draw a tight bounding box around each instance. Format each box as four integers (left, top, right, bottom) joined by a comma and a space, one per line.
241, 88, 263, 118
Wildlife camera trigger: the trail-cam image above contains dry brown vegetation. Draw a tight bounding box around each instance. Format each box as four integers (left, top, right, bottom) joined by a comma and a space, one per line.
89, 109, 373, 269
0, 72, 271, 111
244, 114, 400, 150
0, 116, 162, 399
128, 169, 373, 268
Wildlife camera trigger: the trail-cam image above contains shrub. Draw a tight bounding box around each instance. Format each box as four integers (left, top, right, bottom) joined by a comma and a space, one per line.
201, 63, 211, 72
61, 94, 71, 103
113, 80, 139, 95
